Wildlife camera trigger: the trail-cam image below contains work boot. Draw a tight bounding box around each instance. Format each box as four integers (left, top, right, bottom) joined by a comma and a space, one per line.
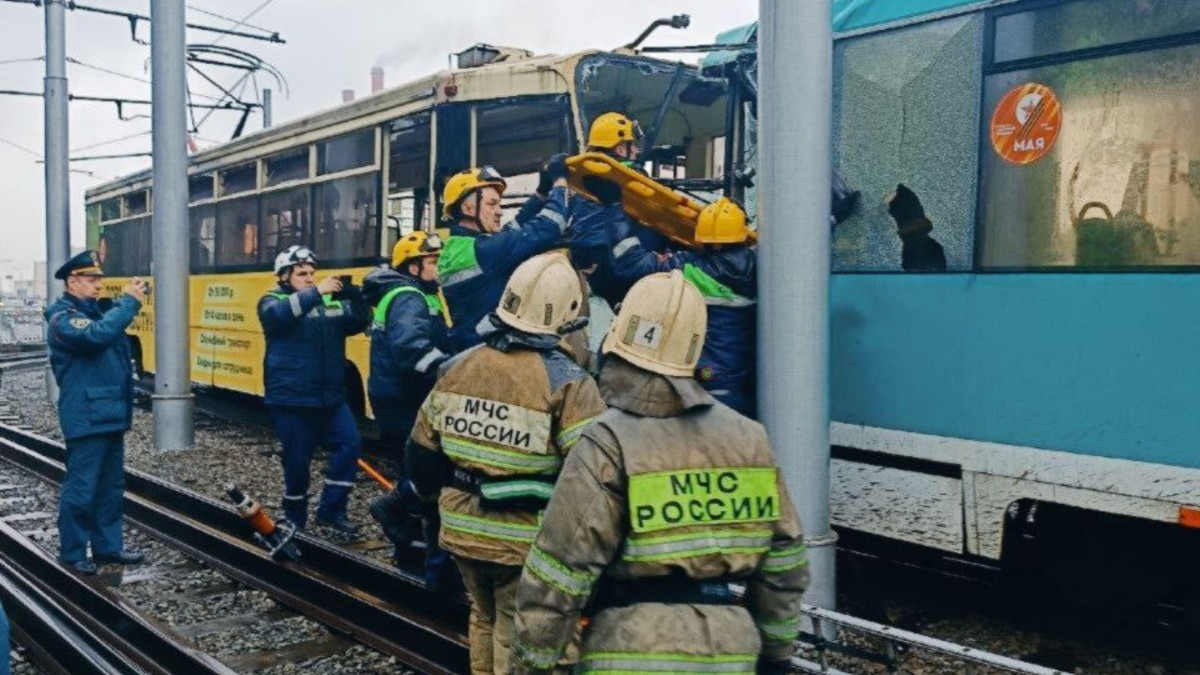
93, 550, 145, 566
65, 559, 97, 575
370, 489, 421, 548
315, 513, 361, 535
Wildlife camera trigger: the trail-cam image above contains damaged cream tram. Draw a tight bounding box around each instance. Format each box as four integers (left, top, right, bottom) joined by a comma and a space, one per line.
83, 43, 732, 411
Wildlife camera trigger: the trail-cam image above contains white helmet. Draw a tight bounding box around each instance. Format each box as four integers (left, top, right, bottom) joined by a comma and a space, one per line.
495, 252, 583, 335
602, 270, 706, 377
273, 245, 317, 276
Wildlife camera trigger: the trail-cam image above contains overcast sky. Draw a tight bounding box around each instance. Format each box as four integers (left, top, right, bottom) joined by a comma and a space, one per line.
0, 1, 757, 273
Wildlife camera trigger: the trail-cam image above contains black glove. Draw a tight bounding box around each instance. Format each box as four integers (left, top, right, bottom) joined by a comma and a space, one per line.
537, 153, 569, 195
756, 657, 792, 675
582, 175, 622, 205
831, 172, 860, 225
887, 183, 925, 223
334, 282, 362, 301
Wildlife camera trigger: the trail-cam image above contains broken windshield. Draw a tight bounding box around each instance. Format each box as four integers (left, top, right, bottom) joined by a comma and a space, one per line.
575, 54, 729, 202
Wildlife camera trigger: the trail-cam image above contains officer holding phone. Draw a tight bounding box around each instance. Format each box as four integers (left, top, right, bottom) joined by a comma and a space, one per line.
45, 250, 147, 575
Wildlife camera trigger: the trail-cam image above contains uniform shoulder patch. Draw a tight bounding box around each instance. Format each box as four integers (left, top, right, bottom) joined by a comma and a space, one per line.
69, 317, 92, 329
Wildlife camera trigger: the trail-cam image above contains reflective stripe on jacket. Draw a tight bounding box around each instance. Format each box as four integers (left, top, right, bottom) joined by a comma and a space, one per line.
257, 284, 369, 407
405, 331, 606, 565
439, 188, 569, 352
364, 268, 451, 407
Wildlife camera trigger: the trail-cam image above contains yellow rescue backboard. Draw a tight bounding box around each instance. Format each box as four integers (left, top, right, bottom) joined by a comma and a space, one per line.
565, 152, 756, 247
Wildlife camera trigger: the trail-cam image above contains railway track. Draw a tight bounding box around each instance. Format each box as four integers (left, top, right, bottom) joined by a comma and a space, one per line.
14, 371, 1184, 673
0, 419, 469, 674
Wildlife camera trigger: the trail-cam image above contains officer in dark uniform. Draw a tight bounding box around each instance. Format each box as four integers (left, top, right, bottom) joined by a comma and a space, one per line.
44, 250, 146, 575
257, 245, 371, 533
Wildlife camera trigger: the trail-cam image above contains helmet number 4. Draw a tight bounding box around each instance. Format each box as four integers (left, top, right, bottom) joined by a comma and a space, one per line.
629, 319, 664, 349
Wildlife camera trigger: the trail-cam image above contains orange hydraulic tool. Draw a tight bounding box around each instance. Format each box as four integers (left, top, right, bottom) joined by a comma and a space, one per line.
226, 485, 301, 562
357, 458, 395, 491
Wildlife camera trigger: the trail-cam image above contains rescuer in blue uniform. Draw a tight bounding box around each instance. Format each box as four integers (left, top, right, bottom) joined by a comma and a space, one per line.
437, 162, 570, 352
257, 245, 371, 533
44, 250, 146, 575
363, 231, 460, 591
610, 198, 759, 417
568, 111, 671, 309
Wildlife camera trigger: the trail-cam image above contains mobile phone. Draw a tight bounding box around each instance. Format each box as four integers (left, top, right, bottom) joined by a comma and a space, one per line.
336, 275, 352, 286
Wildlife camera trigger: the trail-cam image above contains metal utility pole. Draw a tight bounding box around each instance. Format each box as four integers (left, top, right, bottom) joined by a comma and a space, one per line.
757, 0, 836, 617
43, 0, 71, 401
150, 0, 194, 451
262, 88, 273, 128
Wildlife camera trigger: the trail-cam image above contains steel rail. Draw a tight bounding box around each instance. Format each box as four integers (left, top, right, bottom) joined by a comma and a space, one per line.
0, 423, 470, 674
0, 519, 235, 674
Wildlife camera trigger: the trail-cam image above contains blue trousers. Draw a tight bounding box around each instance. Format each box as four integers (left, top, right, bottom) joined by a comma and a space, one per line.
0, 598, 10, 675
58, 432, 126, 563
269, 403, 361, 528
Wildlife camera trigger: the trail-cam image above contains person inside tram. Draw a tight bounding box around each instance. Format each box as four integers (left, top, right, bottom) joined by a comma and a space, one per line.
567, 111, 673, 310
886, 183, 946, 272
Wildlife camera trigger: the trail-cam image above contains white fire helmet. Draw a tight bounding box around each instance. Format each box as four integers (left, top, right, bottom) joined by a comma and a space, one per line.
495, 252, 583, 335
602, 270, 707, 377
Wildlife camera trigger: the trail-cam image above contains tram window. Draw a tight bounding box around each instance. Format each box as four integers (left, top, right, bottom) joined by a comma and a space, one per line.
261, 187, 311, 255
99, 198, 121, 222
389, 111, 432, 242
125, 191, 148, 217
993, 0, 1200, 65
476, 97, 571, 182
265, 147, 310, 186
98, 218, 149, 276
219, 163, 257, 197
831, 14, 982, 272
190, 204, 216, 272
979, 42, 1200, 269
215, 196, 260, 267
314, 173, 379, 262
318, 130, 375, 176
189, 173, 214, 203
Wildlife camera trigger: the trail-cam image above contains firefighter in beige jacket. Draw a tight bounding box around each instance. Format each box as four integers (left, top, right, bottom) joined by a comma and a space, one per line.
405, 252, 607, 675
510, 270, 809, 675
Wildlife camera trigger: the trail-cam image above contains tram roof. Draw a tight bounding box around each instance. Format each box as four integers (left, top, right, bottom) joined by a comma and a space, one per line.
85, 49, 606, 201
833, 0, 1004, 33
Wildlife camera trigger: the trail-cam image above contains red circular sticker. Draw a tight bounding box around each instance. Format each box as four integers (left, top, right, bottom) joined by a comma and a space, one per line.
990, 83, 1062, 165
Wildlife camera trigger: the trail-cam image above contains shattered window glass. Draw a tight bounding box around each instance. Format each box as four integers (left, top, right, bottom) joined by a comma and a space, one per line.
831, 14, 983, 272
576, 55, 728, 183
980, 43, 1200, 269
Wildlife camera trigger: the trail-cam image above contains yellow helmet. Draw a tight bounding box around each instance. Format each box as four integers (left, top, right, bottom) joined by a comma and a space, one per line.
496, 252, 583, 335
442, 166, 507, 220
587, 112, 644, 150
602, 270, 706, 377
695, 197, 750, 244
390, 231, 444, 268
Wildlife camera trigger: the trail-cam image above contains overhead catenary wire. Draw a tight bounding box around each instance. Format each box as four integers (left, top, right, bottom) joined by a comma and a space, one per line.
0, 135, 42, 158
186, 3, 274, 36
0, 0, 285, 43
0, 136, 110, 179
65, 57, 226, 103
71, 129, 151, 153
211, 0, 278, 46
0, 55, 43, 66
